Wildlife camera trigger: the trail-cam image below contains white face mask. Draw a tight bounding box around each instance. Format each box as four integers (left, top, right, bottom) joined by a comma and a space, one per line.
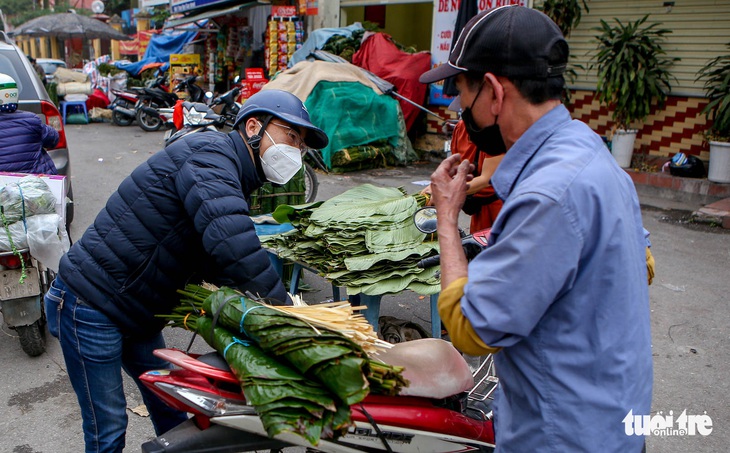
260, 129, 302, 185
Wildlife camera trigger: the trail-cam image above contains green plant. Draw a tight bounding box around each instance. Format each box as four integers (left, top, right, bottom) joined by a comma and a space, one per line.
97, 63, 122, 77
149, 6, 170, 30
538, 1, 589, 106
7, 1, 90, 26
592, 15, 678, 130
539, 0, 589, 37
696, 43, 730, 142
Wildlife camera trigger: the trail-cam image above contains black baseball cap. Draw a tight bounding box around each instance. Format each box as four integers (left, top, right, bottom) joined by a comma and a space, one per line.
420, 5, 568, 84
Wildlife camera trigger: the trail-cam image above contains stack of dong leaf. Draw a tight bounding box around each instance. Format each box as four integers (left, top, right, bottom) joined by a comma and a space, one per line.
261, 184, 440, 296
249, 166, 306, 216
170, 285, 407, 445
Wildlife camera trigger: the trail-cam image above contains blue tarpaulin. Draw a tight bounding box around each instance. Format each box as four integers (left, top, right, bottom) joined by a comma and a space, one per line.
116, 30, 198, 76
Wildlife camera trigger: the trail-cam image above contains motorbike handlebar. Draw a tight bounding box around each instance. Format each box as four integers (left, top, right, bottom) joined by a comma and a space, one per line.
416, 228, 491, 269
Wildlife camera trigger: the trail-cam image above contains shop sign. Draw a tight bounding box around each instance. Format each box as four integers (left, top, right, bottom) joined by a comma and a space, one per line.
171, 0, 232, 14
428, 0, 529, 106
245, 68, 265, 79
169, 53, 202, 98
272, 5, 298, 17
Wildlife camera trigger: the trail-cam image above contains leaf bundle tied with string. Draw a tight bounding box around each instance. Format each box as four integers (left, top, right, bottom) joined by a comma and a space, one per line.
167, 284, 407, 444
194, 317, 351, 443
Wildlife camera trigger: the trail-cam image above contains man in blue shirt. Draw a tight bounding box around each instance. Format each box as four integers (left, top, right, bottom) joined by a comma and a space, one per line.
420, 6, 652, 452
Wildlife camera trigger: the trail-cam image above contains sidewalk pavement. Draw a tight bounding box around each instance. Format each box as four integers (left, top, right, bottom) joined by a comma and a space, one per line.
625, 169, 730, 228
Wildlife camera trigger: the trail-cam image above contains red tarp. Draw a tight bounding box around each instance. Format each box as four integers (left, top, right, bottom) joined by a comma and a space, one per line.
86, 89, 110, 111
352, 32, 431, 132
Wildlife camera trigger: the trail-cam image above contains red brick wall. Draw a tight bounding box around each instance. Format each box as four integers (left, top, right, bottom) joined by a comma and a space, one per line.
570, 90, 710, 161
425, 90, 712, 161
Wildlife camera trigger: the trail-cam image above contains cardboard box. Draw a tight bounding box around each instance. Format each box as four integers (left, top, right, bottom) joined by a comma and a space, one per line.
0, 172, 68, 221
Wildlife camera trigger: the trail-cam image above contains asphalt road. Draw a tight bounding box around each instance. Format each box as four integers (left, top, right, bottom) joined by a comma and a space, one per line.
0, 122, 727, 452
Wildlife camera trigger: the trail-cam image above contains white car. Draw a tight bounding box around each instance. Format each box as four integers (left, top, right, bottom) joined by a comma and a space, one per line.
36, 58, 67, 84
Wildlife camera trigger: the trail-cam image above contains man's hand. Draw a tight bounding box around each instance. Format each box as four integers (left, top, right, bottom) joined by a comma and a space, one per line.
429, 154, 473, 289
430, 154, 473, 223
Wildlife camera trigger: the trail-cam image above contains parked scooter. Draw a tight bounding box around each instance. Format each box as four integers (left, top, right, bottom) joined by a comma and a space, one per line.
137, 75, 206, 132
109, 87, 143, 127
164, 102, 226, 147
0, 249, 53, 356
111, 75, 169, 127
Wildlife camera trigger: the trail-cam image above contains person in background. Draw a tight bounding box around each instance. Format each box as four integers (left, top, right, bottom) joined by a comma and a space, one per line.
0, 73, 58, 174
28, 57, 46, 85
421, 6, 652, 452
44, 89, 328, 453
422, 96, 504, 233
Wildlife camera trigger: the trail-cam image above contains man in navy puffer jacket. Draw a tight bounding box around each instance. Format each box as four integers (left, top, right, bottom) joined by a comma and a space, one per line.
44, 89, 329, 453
0, 73, 58, 174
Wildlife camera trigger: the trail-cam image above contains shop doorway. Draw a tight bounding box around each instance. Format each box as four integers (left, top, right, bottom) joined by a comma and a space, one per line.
341, 2, 433, 52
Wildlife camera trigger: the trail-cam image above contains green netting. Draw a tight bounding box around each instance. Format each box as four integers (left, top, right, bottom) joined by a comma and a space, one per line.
304, 81, 401, 168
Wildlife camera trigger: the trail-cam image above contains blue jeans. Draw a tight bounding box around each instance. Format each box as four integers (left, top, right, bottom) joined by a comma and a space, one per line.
44, 276, 188, 453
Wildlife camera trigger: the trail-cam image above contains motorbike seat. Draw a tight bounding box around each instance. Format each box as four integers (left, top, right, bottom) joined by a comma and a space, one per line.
144, 87, 178, 104
376, 338, 475, 399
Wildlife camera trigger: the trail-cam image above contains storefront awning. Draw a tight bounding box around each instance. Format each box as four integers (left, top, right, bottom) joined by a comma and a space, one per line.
165, 2, 261, 29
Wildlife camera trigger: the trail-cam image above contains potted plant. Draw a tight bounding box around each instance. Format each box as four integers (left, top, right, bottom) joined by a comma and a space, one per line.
592, 15, 678, 168
697, 43, 730, 183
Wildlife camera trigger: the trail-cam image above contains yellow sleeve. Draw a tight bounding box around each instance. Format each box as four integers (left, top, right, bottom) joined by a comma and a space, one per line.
646, 246, 655, 285
439, 277, 502, 356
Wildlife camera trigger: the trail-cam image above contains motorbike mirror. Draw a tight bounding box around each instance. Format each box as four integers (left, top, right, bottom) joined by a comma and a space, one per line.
233, 75, 240, 84
205, 91, 213, 99
413, 207, 438, 234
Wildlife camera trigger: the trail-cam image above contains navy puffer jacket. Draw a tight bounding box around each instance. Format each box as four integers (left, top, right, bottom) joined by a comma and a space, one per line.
59, 130, 288, 337
0, 111, 58, 174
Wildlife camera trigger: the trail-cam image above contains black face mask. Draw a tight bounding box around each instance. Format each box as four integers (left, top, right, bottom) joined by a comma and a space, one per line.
461, 108, 506, 157
460, 79, 507, 157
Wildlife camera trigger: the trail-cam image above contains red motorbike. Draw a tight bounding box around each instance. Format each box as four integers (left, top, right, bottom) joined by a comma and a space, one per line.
109, 87, 142, 127
140, 341, 496, 452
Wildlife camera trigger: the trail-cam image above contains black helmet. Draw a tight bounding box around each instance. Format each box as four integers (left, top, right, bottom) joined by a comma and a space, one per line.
232, 89, 328, 149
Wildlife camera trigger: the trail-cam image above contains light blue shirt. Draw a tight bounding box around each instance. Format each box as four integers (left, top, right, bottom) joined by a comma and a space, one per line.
462, 105, 652, 452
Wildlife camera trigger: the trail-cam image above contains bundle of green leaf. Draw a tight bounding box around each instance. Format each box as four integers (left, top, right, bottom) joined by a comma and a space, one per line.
261, 184, 440, 296
167, 285, 407, 443
0, 176, 57, 224
195, 317, 350, 444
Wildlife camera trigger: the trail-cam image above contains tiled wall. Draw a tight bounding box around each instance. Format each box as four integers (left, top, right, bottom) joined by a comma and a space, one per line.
425, 91, 712, 161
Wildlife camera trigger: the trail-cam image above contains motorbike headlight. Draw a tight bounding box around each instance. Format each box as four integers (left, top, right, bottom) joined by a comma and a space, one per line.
155, 382, 256, 417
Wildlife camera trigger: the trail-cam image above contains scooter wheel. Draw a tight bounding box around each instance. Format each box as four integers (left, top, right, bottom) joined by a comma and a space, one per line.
112, 109, 134, 127
136, 108, 163, 132
304, 162, 318, 203
17, 321, 46, 357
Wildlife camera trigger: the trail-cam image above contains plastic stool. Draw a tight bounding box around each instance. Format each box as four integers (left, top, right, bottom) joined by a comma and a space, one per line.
60, 101, 88, 124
